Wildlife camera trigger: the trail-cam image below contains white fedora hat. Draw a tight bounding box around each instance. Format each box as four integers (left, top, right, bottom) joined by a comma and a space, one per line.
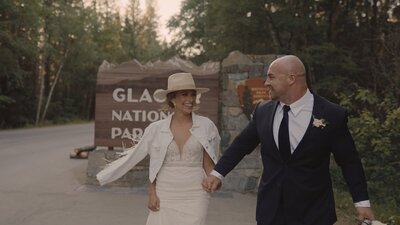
154, 72, 209, 100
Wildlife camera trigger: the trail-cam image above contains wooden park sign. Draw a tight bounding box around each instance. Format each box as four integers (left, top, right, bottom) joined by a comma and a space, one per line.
94, 57, 220, 148
237, 78, 270, 108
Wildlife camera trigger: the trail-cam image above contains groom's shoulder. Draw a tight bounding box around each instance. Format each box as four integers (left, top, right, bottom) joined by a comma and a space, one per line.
252, 100, 276, 116
258, 100, 276, 110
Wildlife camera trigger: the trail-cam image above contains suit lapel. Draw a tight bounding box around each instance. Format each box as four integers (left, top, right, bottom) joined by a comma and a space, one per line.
291, 94, 326, 160
261, 101, 281, 159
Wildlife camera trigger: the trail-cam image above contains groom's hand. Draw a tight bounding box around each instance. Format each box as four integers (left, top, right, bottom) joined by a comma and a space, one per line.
356, 207, 375, 223
202, 175, 221, 193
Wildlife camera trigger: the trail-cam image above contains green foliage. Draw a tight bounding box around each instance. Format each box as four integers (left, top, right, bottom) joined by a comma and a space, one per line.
300, 43, 360, 100
334, 188, 400, 225
119, 0, 167, 62
0, 95, 16, 109
0, 0, 170, 128
332, 87, 400, 221
0, 0, 40, 128
168, 0, 276, 62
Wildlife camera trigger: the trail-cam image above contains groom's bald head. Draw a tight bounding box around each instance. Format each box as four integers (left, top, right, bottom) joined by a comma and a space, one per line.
265, 55, 308, 104
271, 55, 306, 78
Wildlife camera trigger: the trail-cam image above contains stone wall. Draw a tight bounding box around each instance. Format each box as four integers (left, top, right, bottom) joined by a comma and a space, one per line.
219, 51, 281, 192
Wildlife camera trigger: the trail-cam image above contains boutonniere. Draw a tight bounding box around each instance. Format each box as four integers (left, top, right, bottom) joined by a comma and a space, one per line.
312, 116, 328, 129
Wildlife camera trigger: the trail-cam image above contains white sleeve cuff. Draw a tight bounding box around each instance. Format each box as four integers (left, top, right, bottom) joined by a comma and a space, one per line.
210, 170, 224, 180
354, 200, 371, 208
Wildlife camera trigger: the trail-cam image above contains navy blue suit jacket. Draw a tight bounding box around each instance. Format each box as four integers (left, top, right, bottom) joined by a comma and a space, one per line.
214, 94, 369, 225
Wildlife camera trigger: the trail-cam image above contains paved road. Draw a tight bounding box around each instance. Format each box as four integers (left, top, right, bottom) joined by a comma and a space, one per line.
0, 123, 257, 225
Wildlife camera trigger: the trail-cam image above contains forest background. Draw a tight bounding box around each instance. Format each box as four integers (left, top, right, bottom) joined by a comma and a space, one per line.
1, 0, 399, 223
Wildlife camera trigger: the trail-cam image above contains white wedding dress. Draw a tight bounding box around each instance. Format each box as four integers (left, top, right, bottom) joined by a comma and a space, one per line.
146, 135, 209, 225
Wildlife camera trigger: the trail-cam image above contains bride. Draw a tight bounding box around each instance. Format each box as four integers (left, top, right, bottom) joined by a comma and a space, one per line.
96, 72, 220, 225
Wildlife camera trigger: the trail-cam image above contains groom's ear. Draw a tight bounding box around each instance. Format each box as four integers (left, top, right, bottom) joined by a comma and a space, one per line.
288, 73, 296, 84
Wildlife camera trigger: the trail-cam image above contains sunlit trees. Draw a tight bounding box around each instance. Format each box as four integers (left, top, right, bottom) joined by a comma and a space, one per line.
0, 0, 164, 127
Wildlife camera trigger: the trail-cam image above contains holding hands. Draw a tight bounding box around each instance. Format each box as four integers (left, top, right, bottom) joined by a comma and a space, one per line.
202, 175, 222, 193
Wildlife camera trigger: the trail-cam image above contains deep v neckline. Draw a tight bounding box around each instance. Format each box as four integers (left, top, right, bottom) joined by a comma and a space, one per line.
173, 134, 192, 159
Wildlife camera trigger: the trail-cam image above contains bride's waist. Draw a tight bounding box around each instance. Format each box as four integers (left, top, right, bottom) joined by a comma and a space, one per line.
163, 161, 202, 167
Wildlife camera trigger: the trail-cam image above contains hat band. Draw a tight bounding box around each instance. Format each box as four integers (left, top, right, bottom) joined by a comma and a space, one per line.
168, 83, 197, 91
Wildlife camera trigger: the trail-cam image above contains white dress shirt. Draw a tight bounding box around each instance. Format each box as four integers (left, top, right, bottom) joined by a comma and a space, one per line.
273, 89, 313, 153
212, 89, 370, 207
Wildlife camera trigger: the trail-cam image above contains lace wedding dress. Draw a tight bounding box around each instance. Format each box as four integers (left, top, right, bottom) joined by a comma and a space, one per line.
146, 135, 209, 225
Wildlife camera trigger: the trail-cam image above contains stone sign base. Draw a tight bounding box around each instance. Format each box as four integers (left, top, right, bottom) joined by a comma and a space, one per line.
86, 148, 149, 187
221, 147, 263, 193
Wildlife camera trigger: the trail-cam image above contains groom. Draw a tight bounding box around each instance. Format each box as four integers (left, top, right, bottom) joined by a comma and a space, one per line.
203, 55, 375, 225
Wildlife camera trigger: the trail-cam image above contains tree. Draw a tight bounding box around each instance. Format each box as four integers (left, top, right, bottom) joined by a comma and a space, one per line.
35, 0, 89, 124
121, 0, 142, 59
0, 0, 40, 127
0, 0, 168, 128
137, 0, 162, 62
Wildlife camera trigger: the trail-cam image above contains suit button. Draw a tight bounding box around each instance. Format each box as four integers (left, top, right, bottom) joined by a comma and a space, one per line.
277, 183, 281, 187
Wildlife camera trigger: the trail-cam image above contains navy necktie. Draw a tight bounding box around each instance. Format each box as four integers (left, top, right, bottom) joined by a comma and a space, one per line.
279, 105, 291, 161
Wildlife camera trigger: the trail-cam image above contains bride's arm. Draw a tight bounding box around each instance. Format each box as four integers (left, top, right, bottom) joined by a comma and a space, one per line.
147, 180, 160, 211
203, 150, 215, 176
